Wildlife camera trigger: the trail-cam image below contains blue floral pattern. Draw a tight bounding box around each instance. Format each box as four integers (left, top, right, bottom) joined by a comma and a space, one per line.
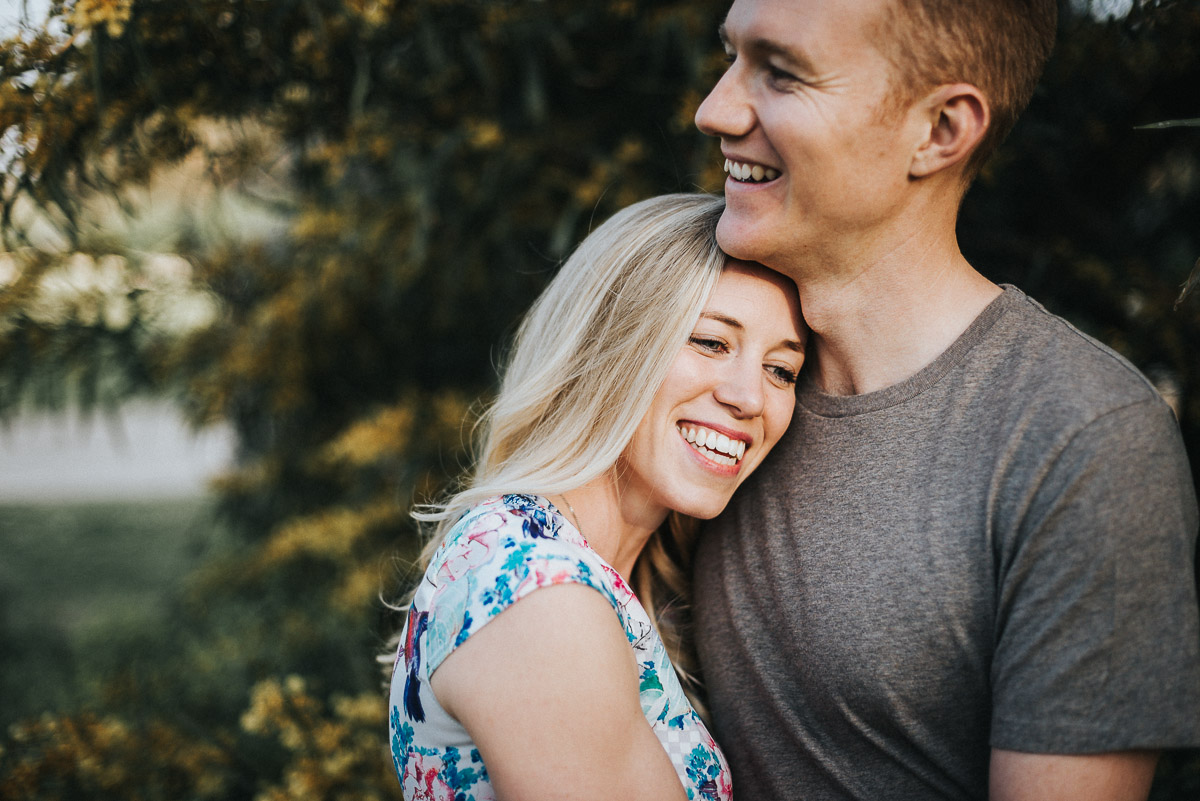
388, 494, 731, 800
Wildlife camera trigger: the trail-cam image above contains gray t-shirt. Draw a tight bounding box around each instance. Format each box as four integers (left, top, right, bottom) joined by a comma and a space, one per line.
693, 286, 1200, 800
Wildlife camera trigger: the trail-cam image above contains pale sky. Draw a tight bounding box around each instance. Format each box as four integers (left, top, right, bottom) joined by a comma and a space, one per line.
0, 0, 50, 36
1079, 0, 1136, 19
0, 401, 235, 502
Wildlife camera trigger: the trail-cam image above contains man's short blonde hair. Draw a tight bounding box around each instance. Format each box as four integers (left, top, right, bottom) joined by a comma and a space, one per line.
874, 0, 1057, 181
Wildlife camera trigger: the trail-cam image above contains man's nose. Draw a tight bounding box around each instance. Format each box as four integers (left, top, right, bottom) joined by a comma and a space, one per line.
695, 65, 754, 139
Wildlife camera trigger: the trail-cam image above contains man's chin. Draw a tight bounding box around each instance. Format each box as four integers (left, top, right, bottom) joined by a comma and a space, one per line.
715, 211, 772, 265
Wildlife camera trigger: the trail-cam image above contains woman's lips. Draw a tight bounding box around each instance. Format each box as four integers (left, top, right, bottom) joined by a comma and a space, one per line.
676, 422, 747, 468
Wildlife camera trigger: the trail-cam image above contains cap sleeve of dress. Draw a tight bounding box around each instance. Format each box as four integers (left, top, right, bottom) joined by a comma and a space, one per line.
419, 494, 624, 679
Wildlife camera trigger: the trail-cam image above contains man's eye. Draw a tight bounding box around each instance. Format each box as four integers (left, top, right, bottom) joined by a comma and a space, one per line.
767, 65, 799, 83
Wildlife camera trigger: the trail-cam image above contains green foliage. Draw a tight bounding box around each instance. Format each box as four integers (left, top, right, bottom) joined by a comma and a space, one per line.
1, 713, 237, 801
0, 498, 228, 727
1, 1, 730, 797
0, 0, 1198, 798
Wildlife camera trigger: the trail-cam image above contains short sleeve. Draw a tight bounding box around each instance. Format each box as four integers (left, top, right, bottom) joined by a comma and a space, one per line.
419, 505, 623, 679
991, 398, 1200, 751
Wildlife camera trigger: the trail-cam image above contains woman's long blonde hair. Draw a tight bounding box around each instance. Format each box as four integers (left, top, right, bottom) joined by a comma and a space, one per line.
409, 193, 727, 710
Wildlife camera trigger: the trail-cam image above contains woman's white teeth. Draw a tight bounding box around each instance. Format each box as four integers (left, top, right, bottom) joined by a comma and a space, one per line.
678, 424, 747, 465
724, 159, 780, 183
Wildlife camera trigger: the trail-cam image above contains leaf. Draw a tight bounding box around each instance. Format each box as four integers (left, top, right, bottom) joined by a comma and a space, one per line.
1174, 257, 1200, 312
1133, 118, 1200, 130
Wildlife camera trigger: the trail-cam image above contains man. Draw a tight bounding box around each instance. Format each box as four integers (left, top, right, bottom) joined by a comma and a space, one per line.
691, 0, 1200, 799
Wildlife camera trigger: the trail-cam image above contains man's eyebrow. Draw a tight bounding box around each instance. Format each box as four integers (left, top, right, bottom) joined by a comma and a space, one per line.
717, 23, 817, 75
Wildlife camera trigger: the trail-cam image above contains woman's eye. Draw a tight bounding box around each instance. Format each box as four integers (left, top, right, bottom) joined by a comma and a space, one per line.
690, 335, 728, 354
767, 364, 799, 385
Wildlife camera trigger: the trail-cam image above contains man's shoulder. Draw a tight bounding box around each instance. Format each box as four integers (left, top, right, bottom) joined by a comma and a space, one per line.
976, 286, 1166, 420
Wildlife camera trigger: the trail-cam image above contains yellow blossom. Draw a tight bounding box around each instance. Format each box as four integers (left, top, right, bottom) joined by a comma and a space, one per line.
65, 0, 134, 38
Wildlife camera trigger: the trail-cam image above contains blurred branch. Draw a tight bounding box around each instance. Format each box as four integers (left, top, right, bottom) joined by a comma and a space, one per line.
1134, 118, 1200, 129
1176, 258, 1200, 311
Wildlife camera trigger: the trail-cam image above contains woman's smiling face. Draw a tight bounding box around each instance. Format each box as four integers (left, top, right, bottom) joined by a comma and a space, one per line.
617, 259, 805, 520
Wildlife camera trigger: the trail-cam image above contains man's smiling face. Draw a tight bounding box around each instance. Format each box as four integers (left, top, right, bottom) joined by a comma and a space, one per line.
695, 0, 927, 273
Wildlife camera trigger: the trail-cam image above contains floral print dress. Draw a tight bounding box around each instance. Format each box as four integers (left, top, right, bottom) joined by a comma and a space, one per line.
389, 494, 732, 801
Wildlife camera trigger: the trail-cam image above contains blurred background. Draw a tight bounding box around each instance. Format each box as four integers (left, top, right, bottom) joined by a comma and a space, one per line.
0, 0, 1197, 798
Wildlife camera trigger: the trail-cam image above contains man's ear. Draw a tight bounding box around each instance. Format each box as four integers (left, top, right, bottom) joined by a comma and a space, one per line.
909, 83, 989, 179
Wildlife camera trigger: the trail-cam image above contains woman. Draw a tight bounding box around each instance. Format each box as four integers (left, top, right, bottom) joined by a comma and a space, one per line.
388, 194, 806, 801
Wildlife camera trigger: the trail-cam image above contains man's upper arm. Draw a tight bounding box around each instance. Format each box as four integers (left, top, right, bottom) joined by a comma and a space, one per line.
990, 749, 1158, 801
991, 398, 1200, 752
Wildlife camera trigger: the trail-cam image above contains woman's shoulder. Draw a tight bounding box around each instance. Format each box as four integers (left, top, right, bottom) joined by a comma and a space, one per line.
415, 494, 621, 667
431, 494, 594, 581
450, 493, 573, 542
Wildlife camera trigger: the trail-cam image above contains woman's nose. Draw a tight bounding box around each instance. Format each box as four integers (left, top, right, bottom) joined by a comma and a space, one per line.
713, 362, 766, 419
695, 64, 755, 140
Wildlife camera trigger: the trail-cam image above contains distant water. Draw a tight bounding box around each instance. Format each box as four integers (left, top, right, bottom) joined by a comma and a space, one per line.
0, 400, 235, 502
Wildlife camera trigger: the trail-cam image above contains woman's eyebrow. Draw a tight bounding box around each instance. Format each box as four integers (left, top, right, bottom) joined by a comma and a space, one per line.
699, 311, 743, 329
699, 312, 805, 353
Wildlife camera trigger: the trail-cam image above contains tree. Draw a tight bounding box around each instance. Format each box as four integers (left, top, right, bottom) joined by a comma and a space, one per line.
0, 1, 731, 797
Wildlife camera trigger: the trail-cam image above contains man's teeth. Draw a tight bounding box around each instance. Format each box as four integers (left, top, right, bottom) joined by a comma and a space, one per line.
724, 159, 780, 183
678, 424, 747, 466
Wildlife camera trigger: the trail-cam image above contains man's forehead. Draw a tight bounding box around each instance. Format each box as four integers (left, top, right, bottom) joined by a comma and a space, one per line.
719, 0, 895, 67
720, 0, 893, 42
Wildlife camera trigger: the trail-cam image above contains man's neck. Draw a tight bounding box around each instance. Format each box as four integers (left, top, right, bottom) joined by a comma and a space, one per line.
786, 226, 1000, 397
